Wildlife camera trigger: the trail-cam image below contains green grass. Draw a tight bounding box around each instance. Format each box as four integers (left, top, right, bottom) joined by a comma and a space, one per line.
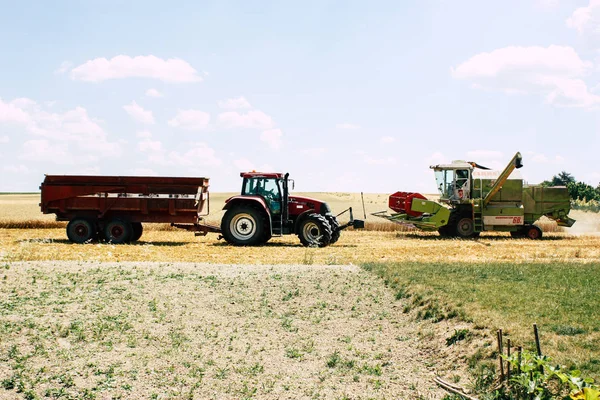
362, 261, 600, 379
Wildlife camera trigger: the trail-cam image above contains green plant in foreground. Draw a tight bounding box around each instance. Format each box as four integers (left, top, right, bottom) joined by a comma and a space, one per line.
489, 350, 599, 400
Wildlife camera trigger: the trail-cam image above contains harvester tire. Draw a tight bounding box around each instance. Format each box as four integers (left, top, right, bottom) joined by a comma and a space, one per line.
510, 230, 525, 238
298, 213, 332, 247
525, 225, 543, 240
326, 215, 341, 244
67, 218, 96, 244
104, 219, 132, 244
456, 217, 475, 238
221, 205, 267, 246
131, 222, 143, 241
437, 225, 453, 237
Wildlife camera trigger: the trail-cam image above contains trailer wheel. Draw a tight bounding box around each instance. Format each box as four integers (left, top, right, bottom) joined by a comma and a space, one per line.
298, 213, 332, 247
104, 219, 132, 244
525, 225, 542, 240
326, 215, 341, 244
130, 222, 143, 241
221, 205, 267, 246
66, 219, 96, 244
456, 217, 475, 238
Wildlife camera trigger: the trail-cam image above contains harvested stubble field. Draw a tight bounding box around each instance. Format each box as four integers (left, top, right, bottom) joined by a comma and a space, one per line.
1, 193, 600, 398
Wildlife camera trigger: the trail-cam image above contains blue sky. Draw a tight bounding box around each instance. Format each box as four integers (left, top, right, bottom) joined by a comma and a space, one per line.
0, 0, 599, 193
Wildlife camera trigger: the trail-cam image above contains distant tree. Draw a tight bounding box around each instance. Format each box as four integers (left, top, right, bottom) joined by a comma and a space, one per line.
567, 181, 599, 201
551, 171, 576, 186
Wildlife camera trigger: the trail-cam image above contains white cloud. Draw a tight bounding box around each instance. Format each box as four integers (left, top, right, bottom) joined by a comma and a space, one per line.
566, 0, 600, 34
0, 98, 31, 123
380, 136, 395, 144
0, 98, 123, 162
426, 151, 447, 165
54, 61, 73, 75
3, 164, 29, 174
453, 45, 600, 108
218, 110, 274, 129
0, 135, 9, 143
168, 109, 211, 131
145, 88, 163, 98
363, 156, 397, 165
167, 143, 222, 167
218, 96, 251, 109
536, 0, 559, 10
136, 130, 152, 138
123, 101, 155, 125
138, 139, 163, 153
70, 55, 202, 83
525, 151, 566, 164
336, 123, 360, 130
260, 128, 282, 150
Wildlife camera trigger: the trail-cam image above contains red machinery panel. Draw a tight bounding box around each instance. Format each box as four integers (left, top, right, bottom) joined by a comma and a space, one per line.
388, 191, 427, 217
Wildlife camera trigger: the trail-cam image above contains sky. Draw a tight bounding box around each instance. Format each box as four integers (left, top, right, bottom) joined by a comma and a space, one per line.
0, 0, 599, 193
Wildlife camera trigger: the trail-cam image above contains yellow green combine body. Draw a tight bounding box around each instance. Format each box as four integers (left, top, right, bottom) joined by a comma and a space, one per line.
373, 152, 575, 239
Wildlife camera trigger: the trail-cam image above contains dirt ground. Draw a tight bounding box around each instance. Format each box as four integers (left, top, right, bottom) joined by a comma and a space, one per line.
0, 261, 474, 400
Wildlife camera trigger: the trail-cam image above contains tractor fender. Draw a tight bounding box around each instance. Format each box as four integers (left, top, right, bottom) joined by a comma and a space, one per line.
222, 196, 272, 235
293, 209, 320, 234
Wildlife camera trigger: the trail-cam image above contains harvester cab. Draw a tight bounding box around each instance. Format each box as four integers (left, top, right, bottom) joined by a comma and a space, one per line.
432, 161, 474, 204
220, 172, 364, 247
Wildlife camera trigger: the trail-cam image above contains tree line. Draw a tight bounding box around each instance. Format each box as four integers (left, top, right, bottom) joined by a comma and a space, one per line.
541, 171, 600, 202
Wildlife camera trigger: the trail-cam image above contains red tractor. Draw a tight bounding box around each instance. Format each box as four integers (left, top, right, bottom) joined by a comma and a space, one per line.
220, 172, 363, 247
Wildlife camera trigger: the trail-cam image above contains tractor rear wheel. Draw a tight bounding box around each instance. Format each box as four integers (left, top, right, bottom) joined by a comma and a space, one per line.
221, 205, 267, 246
131, 222, 143, 241
298, 213, 332, 247
104, 219, 132, 244
326, 215, 341, 244
67, 219, 96, 243
456, 217, 475, 238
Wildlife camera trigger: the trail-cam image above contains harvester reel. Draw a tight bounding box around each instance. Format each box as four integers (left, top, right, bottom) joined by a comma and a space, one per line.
298, 213, 332, 247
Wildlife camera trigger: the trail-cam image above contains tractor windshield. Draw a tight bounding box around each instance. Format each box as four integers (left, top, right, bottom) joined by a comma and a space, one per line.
243, 177, 283, 213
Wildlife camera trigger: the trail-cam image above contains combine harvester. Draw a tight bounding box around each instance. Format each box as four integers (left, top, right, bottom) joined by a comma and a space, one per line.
40, 172, 363, 247
373, 152, 575, 239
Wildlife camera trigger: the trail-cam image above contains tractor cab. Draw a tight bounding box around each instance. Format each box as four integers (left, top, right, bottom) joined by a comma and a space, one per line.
431, 161, 473, 204
241, 172, 285, 215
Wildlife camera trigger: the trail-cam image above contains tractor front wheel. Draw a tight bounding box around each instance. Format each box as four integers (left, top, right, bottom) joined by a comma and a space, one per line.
298, 213, 333, 247
326, 215, 341, 244
221, 206, 267, 246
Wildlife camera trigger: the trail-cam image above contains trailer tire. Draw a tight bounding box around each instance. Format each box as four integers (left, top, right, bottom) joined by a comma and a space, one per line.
456, 217, 475, 238
221, 205, 267, 246
66, 218, 96, 244
104, 219, 133, 244
131, 222, 143, 241
298, 213, 332, 247
326, 215, 341, 244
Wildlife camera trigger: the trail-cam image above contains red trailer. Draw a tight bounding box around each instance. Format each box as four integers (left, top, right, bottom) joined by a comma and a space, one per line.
40, 175, 216, 243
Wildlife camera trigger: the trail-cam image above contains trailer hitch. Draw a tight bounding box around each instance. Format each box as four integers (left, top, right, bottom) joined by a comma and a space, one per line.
335, 207, 365, 231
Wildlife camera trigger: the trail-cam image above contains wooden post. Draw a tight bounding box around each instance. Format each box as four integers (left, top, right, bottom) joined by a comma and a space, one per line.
517, 346, 522, 374
506, 339, 511, 381
533, 323, 544, 373
497, 329, 505, 380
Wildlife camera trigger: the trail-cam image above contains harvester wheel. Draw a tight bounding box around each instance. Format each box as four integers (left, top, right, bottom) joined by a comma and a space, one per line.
66, 218, 96, 244
437, 225, 453, 237
131, 222, 143, 241
298, 213, 332, 247
326, 215, 341, 244
456, 217, 475, 238
104, 219, 133, 244
510, 230, 525, 238
525, 225, 543, 240
221, 205, 267, 246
